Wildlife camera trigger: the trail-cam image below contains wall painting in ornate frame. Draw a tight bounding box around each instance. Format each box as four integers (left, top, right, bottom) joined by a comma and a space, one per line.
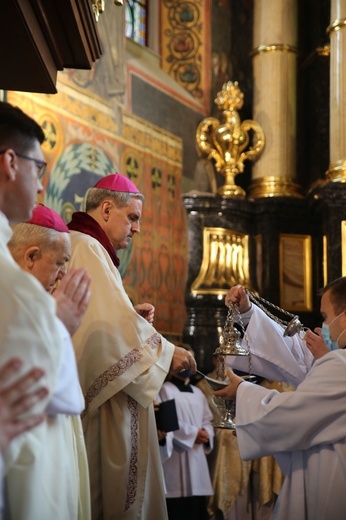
279, 233, 312, 312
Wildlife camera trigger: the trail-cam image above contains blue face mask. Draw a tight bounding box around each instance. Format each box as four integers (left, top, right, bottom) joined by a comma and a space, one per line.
321, 311, 346, 350
321, 322, 339, 351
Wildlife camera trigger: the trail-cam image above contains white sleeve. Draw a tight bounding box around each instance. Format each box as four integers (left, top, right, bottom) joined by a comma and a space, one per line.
159, 432, 174, 463
46, 321, 84, 415
235, 351, 346, 461
227, 305, 314, 387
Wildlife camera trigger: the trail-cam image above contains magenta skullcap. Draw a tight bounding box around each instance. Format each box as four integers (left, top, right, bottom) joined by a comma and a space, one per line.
93, 173, 140, 193
27, 204, 69, 233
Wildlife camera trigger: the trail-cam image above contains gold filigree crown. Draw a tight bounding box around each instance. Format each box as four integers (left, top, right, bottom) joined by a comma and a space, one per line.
215, 81, 244, 112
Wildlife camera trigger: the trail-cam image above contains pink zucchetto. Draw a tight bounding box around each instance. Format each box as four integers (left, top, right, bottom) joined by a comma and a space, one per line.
93, 173, 140, 193
27, 204, 69, 233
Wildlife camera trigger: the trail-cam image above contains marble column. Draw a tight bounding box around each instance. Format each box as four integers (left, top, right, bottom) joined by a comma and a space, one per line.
248, 0, 301, 199
326, 0, 346, 181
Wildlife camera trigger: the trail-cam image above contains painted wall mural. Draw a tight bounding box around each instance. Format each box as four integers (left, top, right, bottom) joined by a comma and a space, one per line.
7, 85, 187, 335
161, 0, 210, 110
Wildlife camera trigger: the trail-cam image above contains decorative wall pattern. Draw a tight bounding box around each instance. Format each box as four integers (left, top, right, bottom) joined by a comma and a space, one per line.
161, 0, 210, 110
7, 86, 187, 334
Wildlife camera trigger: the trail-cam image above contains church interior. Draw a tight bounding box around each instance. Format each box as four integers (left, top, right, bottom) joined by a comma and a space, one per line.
1, 0, 345, 374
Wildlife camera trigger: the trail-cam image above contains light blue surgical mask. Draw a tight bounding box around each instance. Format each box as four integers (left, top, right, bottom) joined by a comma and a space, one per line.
321, 312, 345, 351
321, 322, 339, 351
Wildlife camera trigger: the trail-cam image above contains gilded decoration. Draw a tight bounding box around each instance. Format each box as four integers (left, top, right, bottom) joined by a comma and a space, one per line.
250, 44, 298, 57
91, 0, 105, 22
248, 176, 303, 199
196, 81, 265, 198
326, 160, 346, 182
161, 0, 209, 107
90, 0, 123, 23
327, 18, 346, 35
191, 227, 251, 295
323, 235, 328, 286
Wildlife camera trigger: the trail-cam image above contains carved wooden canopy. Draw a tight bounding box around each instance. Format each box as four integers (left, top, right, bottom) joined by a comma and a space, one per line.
0, 0, 102, 94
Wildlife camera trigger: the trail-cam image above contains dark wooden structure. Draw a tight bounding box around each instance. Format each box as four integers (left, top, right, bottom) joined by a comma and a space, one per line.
0, 0, 102, 93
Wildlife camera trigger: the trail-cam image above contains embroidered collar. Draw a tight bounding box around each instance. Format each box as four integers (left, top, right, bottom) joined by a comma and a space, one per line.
68, 212, 120, 268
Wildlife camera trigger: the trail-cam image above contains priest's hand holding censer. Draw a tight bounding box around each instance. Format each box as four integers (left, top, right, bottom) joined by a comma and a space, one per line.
197, 287, 254, 429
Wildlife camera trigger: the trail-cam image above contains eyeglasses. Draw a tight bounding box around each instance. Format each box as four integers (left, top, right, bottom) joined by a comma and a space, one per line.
0, 149, 47, 179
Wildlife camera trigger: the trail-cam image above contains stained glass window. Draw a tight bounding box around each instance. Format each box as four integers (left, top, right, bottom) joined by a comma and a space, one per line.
125, 0, 148, 46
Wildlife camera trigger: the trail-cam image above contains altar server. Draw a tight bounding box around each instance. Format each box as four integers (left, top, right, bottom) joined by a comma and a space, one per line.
159, 344, 214, 520
215, 281, 346, 520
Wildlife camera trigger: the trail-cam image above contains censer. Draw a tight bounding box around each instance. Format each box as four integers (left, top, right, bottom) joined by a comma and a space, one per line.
199, 302, 253, 430
199, 290, 307, 429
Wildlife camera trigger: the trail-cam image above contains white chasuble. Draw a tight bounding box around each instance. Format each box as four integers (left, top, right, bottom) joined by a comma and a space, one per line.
0, 213, 84, 519
69, 230, 174, 519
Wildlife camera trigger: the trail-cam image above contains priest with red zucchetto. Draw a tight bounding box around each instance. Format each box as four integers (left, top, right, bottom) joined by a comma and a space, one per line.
67, 173, 197, 520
